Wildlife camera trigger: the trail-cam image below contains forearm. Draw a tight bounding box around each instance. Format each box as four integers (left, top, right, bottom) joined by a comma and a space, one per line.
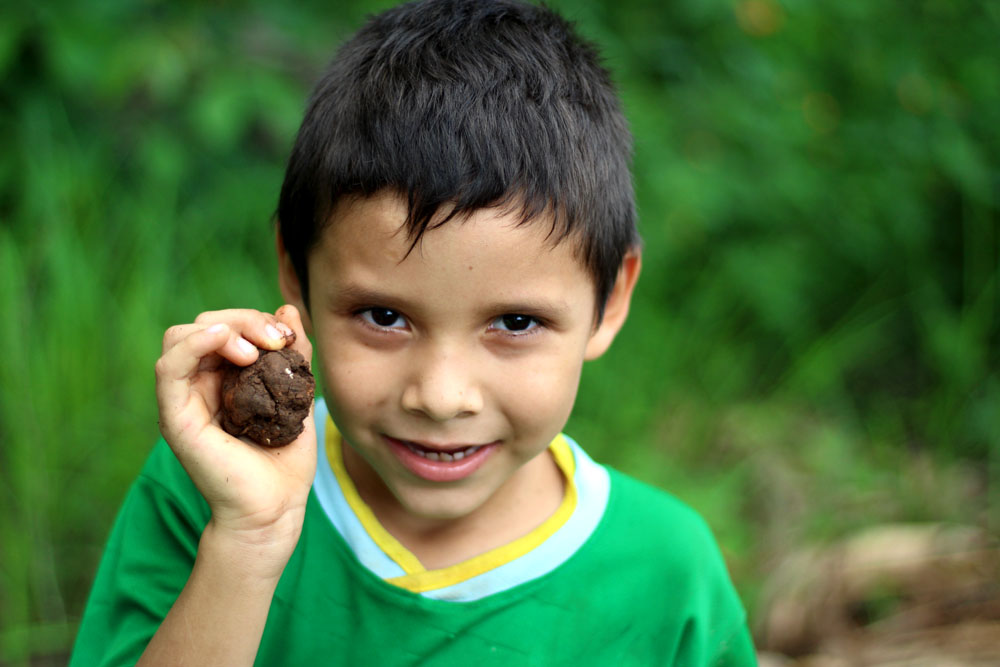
138, 306, 313, 665
137, 520, 297, 667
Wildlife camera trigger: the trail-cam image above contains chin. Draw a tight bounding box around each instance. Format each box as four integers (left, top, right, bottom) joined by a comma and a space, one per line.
397, 489, 487, 523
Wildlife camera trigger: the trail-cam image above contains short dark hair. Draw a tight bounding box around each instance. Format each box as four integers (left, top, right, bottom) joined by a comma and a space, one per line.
277, 0, 637, 317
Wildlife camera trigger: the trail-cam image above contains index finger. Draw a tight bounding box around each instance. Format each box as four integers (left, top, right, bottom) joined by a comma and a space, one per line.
274, 304, 312, 362
155, 323, 232, 430
194, 309, 290, 352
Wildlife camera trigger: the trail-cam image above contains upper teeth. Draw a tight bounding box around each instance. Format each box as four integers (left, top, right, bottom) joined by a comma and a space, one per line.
405, 441, 481, 462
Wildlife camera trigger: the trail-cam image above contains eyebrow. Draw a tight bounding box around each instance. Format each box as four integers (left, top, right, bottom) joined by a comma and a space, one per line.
330, 284, 409, 310
330, 283, 571, 318
481, 298, 571, 319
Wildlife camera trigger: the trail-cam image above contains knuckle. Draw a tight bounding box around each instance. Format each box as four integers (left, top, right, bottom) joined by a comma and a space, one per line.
154, 356, 170, 379
194, 309, 236, 324
162, 325, 185, 348
165, 324, 185, 338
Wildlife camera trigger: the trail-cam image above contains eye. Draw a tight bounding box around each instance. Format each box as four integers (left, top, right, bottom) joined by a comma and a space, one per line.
360, 307, 407, 329
491, 314, 540, 333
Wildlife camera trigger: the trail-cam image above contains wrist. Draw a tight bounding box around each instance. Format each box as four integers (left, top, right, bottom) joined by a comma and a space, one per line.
200, 512, 304, 582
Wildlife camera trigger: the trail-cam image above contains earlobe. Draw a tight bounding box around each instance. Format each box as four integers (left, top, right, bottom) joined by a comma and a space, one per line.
584, 249, 641, 361
275, 223, 314, 335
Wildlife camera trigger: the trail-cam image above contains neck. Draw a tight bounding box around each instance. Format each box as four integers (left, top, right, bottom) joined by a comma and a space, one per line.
343, 446, 565, 570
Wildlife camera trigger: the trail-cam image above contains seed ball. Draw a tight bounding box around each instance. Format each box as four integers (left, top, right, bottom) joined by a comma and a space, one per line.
219, 347, 315, 447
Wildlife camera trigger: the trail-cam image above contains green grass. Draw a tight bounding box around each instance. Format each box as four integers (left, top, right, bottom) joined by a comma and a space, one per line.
2, 1, 998, 662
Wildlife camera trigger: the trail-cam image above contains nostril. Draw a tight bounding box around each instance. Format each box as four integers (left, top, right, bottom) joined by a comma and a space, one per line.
400, 382, 483, 422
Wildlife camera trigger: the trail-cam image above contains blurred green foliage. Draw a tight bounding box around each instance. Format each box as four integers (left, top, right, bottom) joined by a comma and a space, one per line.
1, 0, 997, 662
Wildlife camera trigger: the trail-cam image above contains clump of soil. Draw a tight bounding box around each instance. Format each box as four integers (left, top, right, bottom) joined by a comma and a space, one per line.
220, 347, 315, 447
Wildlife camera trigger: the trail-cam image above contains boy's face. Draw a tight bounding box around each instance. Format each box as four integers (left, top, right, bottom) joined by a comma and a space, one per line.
279, 193, 637, 528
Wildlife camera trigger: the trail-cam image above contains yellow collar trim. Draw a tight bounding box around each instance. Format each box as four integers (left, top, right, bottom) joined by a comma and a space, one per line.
325, 416, 578, 593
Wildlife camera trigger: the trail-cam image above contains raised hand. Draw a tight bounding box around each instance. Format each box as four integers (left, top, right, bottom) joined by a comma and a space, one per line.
154, 304, 316, 569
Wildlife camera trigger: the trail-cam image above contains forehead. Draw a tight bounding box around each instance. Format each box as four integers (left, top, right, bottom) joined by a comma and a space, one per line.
310, 193, 594, 292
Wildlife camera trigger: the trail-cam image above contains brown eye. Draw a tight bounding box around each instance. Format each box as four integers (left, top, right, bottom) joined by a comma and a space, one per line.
493, 314, 539, 333
362, 308, 406, 328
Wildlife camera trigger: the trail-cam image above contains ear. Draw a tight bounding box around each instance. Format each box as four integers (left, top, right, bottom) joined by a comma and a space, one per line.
276, 223, 314, 336
584, 249, 641, 361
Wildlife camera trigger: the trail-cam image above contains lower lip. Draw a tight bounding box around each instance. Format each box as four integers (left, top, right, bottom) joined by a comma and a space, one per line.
385, 436, 497, 482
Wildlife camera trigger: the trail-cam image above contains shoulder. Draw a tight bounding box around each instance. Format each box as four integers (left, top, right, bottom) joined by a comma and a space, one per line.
70, 440, 210, 665
139, 439, 208, 505
591, 467, 742, 608
597, 469, 755, 658
560, 436, 725, 570
114, 438, 212, 538
603, 468, 719, 553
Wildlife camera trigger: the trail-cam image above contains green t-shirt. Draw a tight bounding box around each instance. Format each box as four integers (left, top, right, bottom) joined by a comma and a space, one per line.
72, 411, 756, 666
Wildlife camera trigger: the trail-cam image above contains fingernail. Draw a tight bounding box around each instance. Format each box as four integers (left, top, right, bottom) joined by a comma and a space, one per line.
264, 324, 282, 341
207, 323, 226, 334
236, 337, 257, 355
277, 323, 294, 338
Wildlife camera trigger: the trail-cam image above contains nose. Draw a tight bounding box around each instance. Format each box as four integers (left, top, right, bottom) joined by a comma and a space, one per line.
400, 345, 483, 422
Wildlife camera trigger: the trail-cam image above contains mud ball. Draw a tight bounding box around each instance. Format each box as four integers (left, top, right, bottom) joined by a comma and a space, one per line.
219, 348, 315, 447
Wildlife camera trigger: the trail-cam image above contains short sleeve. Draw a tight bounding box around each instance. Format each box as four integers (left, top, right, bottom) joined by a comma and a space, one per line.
671, 513, 759, 667
690, 510, 758, 667
712, 622, 758, 666
602, 469, 758, 666
70, 440, 210, 666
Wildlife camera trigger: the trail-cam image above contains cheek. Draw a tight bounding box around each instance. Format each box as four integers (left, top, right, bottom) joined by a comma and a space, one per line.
493, 351, 583, 432
316, 333, 394, 413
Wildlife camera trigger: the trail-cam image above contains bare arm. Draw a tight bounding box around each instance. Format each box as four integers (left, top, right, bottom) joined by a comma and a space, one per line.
137, 520, 298, 666
138, 305, 315, 666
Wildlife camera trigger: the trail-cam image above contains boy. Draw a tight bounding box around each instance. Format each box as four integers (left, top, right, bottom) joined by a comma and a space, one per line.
72, 0, 756, 664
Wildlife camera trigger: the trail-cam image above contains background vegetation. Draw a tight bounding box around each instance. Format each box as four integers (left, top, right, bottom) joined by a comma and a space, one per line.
1, 0, 997, 662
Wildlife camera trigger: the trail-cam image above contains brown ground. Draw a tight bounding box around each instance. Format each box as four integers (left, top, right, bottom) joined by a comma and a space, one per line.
755, 523, 1000, 666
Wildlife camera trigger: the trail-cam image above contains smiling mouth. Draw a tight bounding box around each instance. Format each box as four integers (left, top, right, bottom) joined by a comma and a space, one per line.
385, 436, 497, 482
400, 440, 483, 462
